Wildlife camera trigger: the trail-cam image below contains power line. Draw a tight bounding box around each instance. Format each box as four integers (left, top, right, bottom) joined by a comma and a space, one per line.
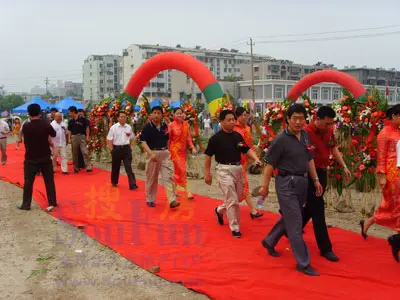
253, 24, 400, 39
256, 30, 400, 44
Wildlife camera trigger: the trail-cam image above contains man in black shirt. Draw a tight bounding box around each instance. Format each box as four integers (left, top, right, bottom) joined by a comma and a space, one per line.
259, 104, 323, 276
205, 109, 261, 238
68, 106, 92, 173
140, 106, 179, 209
18, 104, 57, 212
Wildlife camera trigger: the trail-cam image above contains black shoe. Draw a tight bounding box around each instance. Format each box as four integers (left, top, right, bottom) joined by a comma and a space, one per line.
62, 172, 69, 175
147, 202, 155, 208
86, 169, 93, 173
17, 205, 30, 211
388, 234, 400, 262
74, 169, 79, 174
112, 183, 118, 187
232, 231, 242, 238
215, 207, 224, 225
129, 184, 138, 190
296, 265, 320, 276
261, 240, 280, 257
359, 220, 368, 240
250, 212, 264, 219
321, 251, 339, 262
170, 200, 180, 208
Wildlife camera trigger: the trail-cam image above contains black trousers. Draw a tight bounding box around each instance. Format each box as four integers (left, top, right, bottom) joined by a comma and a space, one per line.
111, 145, 136, 188
303, 168, 332, 255
22, 157, 57, 209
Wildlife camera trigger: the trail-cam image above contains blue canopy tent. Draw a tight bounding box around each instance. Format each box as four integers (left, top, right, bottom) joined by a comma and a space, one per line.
11, 97, 53, 114
54, 97, 85, 113
134, 105, 141, 112
149, 98, 163, 109
170, 101, 181, 109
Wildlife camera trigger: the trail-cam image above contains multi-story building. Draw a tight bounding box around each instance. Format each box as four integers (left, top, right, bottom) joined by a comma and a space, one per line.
242, 60, 336, 81
340, 66, 400, 87
64, 81, 83, 98
83, 55, 121, 103
238, 79, 400, 112
121, 44, 272, 98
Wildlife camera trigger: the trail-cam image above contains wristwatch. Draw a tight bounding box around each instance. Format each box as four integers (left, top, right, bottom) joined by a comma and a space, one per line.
313, 177, 319, 182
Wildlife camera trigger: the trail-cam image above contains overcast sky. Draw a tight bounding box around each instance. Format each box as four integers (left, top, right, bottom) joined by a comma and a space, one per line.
1, 0, 400, 92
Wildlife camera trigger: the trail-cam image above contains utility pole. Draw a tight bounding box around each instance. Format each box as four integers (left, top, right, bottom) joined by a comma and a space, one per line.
44, 77, 50, 94
0, 85, 4, 96
248, 38, 255, 114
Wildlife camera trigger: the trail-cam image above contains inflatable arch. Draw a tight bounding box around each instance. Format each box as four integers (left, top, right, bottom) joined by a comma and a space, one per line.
125, 52, 224, 116
287, 70, 367, 102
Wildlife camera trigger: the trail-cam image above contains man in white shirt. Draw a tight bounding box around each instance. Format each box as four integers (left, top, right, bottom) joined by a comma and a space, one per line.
0, 118, 10, 165
203, 115, 211, 138
107, 112, 138, 190
51, 113, 69, 174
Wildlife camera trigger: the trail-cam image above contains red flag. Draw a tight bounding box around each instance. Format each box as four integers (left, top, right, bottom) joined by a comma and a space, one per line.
386, 86, 389, 96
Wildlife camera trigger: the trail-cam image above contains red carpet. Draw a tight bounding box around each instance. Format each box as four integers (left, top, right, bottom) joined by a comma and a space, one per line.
1, 144, 399, 300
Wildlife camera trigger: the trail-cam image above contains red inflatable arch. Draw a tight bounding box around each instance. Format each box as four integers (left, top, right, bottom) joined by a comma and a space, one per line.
286, 70, 367, 101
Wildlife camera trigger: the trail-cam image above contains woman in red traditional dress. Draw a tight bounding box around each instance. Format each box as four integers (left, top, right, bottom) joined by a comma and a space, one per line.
360, 104, 400, 262
234, 107, 263, 219
169, 108, 197, 199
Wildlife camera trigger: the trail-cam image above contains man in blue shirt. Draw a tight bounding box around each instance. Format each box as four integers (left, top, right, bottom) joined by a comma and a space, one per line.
140, 106, 179, 209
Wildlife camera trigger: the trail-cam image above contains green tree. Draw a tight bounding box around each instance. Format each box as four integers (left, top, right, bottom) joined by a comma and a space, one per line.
0, 94, 25, 111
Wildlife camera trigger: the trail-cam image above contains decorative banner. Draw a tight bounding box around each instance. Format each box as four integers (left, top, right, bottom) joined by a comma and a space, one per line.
287, 70, 367, 102
124, 52, 224, 116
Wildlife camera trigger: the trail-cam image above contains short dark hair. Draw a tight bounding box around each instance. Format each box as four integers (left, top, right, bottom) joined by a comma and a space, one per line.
27, 104, 41, 117
387, 104, 400, 119
151, 106, 163, 113
50, 108, 57, 112
118, 111, 127, 117
220, 109, 235, 121
287, 103, 307, 119
316, 106, 336, 119
77, 108, 84, 113
68, 106, 78, 113
235, 107, 247, 118
173, 107, 182, 113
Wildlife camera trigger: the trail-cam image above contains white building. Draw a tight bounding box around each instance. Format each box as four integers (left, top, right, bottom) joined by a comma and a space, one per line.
83, 55, 121, 103
238, 79, 400, 112
121, 44, 272, 98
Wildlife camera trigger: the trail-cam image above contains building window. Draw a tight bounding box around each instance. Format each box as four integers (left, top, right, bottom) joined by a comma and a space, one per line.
90, 64, 92, 69
322, 89, 329, 100
312, 88, 319, 100
333, 89, 339, 100
90, 72, 92, 77
157, 73, 164, 78
275, 87, 283, 99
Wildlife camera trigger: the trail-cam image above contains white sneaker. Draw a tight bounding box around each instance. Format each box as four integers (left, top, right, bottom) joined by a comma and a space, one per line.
46, 206, 55, 212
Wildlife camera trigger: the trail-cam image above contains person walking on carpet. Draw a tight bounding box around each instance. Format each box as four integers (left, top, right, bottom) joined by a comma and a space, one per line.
0, 118, 10, 165
259, 104, 323, 276
204, 109, 261, 238
168, 107, 197, 200
68, 106, 92, 173
140, 106, 180, 209
360, 104, 400, 262
18, 103, 57, 212
106, 111, 138, 190
51, 113, 69, 174
234, 107, 263, 219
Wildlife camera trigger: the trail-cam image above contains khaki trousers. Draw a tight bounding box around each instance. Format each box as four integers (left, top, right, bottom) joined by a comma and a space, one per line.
71, 135, 91, 171
52, 146, 68, 172
216, 164, 244, 232
145, 150, 176, 203
0, 138, 7, 164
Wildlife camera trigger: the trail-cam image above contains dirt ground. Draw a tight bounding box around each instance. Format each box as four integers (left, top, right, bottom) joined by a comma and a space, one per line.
0, 137, 395, 300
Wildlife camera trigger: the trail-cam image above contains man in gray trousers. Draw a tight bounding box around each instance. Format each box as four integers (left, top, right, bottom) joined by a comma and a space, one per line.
259, 104, 323, 276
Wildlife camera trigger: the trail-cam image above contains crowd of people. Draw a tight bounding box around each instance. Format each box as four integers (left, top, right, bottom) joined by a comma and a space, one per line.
1, 100, 399, 276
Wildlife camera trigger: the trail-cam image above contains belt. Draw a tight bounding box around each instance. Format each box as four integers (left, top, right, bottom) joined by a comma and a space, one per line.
217, 162, 241, 166
113, 144, 130, 148
151, 147, 168, 151
278, 170, 308, 177
0, 137, 6, 139
72, 134, 85, 136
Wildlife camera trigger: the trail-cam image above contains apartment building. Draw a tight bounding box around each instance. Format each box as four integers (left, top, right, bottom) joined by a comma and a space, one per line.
120, 44, 272, 98
238, 79, 400, 112
340, 66, 400, 87
83, 55, 121, 103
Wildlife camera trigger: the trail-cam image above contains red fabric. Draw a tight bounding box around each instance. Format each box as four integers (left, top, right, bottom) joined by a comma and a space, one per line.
305, 122, 336, 169
1, 144, 399, 300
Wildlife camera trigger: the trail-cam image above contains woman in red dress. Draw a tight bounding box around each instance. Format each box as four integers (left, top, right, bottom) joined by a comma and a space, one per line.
168, 108, 197, 199
234, 107, 263, 219
360, 104, 400, 262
